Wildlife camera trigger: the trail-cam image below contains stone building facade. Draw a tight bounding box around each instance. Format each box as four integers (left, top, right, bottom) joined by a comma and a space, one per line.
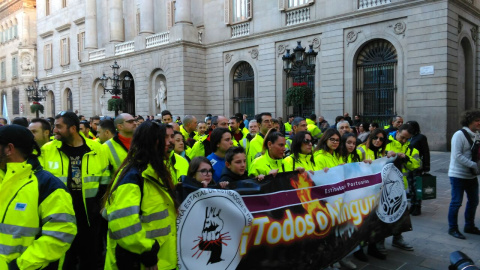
35, 0, 480, 150
0, 0, 36, 120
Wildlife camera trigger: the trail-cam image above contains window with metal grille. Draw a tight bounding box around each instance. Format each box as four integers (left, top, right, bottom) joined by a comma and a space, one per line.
12, 89, 19, 114
233, 62, 254, 118
355, 39, 397, 127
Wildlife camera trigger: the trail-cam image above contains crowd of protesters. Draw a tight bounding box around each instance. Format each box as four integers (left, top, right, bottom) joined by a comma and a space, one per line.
6, 107, 479, 270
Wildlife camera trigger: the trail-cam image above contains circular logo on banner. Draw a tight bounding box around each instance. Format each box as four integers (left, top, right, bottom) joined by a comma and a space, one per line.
376, 163, 407, 223
177, 189, 253, 270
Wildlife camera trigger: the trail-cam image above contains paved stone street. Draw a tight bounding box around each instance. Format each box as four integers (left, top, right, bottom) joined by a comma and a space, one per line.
349, 151, 480, 269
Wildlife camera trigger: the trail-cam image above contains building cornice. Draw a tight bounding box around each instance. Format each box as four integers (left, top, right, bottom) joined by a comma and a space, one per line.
39, 30, 54, 38
55, 23, 71, 32
0, 0, 22, 20
74, 17, 85, 25
38, 70, 81, 82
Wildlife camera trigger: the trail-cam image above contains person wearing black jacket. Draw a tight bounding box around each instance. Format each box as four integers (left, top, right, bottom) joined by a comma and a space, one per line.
219, 147, 249, 183
406, 120, 430, 216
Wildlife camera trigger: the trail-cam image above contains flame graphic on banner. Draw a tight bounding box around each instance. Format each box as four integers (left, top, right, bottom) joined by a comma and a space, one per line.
290, 172, 332, 237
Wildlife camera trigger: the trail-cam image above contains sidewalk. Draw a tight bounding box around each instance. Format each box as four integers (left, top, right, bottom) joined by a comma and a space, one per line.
350, 151, 480, 270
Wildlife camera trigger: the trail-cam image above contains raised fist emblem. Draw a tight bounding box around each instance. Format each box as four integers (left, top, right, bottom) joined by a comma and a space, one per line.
192, 207, 231, 264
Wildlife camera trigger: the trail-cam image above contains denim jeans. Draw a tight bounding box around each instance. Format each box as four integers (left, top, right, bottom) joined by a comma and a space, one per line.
448, 177, 479, 230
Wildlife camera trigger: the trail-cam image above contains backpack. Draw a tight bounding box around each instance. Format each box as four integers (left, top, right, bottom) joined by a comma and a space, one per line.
460, 129, 480, 162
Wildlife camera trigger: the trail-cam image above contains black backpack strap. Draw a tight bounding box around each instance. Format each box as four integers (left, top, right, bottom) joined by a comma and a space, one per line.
461, 129, 474, 146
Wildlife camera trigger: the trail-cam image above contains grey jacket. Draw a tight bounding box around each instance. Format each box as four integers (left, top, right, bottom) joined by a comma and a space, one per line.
448, 127, 479, 179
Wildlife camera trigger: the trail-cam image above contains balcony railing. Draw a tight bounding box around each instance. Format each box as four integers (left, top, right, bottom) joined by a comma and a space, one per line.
286, 7, 310, 26
114, 41, 135, 55
89, 48, 106, 61
231, 22, 250, 38
146, 32, 170, 48
358, 0, 392, 9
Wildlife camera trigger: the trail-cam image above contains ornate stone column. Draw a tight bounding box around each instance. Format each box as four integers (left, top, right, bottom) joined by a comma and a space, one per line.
85, 0, 97, 49
139, 0, 154, 34
170, 0, 197, 43
109, 0, 125, 42
175, 0, 192, 25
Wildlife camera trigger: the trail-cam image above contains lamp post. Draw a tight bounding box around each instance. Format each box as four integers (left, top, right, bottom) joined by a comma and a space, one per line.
98, 61, 132, 116
25, 77, 49, 118
282, 41, 318, 116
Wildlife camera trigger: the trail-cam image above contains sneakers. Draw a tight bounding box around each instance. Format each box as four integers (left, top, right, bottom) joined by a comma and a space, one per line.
339, 257, 357, 270
464, 227, 480, 235
392, 235, 414, 251
449, 229, 466, 239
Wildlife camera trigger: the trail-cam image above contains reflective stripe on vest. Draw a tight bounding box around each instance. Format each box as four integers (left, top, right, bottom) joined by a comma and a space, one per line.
140, 209, 169, 223
109, 222, 142, 240
42, 230, 76, 244
41, 213, 76, 225
84, 188, 99, 198
58, 177, 68, 185
108, 206, 140, 222
0, 243, 27, 255
146, 225, 171, 238
0, 223, 40, 237
106, 140, 121, 168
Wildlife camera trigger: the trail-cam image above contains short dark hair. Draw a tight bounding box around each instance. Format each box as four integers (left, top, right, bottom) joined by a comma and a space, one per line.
272, 118, 279, 124
210, 128, 231, 153
225, 146, 245, 163
12, 117, 28, 127
255, 112, 272, 124
80, 120, 91, 129
187, 156, 212, 179
370, 122, 379, 129
335, 116, 344, 123
91, 115, 100, 121
460, 110, 480, 127
309, 114, 316, 121
292, 117, 305, 127
136, 115, 144, 121
397, 123, 415, 135
55, 111, 80, 132
229, 116, 239, 123
99, 119, 116, 134
405, 121, 420, 135
161, 110, 172, 117
31, 118, 51, 132
78, 115, 85, 119
0, 118, 7, 124
391, 115, 402, 124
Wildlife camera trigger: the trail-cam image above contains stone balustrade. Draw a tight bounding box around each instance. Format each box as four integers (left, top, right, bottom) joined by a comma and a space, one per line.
358, 0, 392, 9
146, 31, 170, 48
89, 48, 106, 61
231, 22, 250, 38
286, 7, 310, 26
114, 41, 135, 55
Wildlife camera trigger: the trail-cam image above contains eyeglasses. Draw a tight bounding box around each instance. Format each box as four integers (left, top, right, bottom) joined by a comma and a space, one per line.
302, 139, 312, 145
328, 138, 340, 143
124, 119, 136, 124
197, 169, 214, 176
373, 136, 385, 142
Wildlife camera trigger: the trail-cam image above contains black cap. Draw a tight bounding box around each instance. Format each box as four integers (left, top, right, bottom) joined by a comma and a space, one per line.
0, 124, 35, 149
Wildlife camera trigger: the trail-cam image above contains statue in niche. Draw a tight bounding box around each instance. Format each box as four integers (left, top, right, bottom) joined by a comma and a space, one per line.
100, 94, 107, 116
21, 54, 34, 71
155, 81, 167, 111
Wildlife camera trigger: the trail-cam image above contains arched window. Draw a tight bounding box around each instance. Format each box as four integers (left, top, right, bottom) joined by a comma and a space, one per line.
12, 88, 19, 114
233, 62, 254, 118
355, 39, 397, 126
66, 88, 73, 112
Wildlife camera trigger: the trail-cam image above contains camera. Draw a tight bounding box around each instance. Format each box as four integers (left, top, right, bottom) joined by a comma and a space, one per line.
449, 251, 479, 270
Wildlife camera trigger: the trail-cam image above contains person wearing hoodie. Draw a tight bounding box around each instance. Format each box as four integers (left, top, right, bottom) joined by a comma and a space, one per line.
219, 147, 248, 183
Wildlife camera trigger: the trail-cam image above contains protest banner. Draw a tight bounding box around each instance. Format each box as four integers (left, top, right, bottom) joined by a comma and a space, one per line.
177, 157, 412, 269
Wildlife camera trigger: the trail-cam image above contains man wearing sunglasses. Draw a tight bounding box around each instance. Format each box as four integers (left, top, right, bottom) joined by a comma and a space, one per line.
103, 113, 137, 173
384, 123, 421, 252
40, 111, 110, 269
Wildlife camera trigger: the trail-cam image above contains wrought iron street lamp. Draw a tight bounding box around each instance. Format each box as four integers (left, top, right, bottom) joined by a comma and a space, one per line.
282, 41, 318, 80
98, 61, 132, 116
25, 77, 49, 118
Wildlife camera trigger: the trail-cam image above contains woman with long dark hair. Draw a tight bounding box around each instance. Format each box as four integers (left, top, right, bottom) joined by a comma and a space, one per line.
339, 132, 362, 164
283, 131, 316, 171
103, 121, 178, 270
313, 128, 342, 170
357, 129, 389, 161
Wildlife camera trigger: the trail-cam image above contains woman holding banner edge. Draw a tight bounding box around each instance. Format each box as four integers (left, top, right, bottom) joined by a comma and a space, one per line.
249, 128, 286, 177
283, 131, 316, 172
313, 128, 342, 171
